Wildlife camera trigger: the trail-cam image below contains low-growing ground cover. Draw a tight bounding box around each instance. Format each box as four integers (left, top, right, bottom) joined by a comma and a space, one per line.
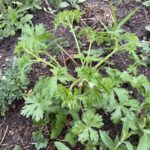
0, 0, 150, 150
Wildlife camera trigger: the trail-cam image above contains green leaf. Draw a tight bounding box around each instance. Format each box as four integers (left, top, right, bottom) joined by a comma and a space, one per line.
145, 25, 150, 31
21, 95, 45, 122
8, 6, 17, 24
49, 76, 58, 97
77, 0, 86, 3
59, 1, 70, 8
114, 88, 129, 101
65, 131, 77, 145
100, 131, 114, 149
18, 24, 53, 51
55, 142, 70, 150
54, 10, 83, 29
116, 7, 139, 30
51, 113, 67, 139
143, 1, 150, 7
124, 141, 133, 150
121, 118, 129, 139
20, 14, 33, 24
137, 134, 150, 150
111, 107, 122, 124
72, 110, 103, 144
21, 77, 53, 122
32, 130, 48, 150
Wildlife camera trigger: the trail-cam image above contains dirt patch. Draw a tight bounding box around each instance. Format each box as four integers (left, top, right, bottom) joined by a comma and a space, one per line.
0, 101, 36, 150
0, 33, 19, 70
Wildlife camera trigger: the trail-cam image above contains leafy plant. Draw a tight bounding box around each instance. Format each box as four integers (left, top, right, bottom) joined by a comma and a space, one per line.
0, 57, 28, 116
72, 110, 103, 147
100, 118, 135, 150
15, 8, 150, 149
49, 0, 86, 9
59, 0, 86, 9
32, 130, 48, 150
0, 0, 42, 39
139, 40, 150, 64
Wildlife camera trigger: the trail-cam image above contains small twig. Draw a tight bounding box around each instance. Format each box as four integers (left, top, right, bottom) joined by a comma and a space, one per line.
61, 50, 66, 67
23, 145, 30, 149
0, 126, 9, 145
0, 118, 6, 127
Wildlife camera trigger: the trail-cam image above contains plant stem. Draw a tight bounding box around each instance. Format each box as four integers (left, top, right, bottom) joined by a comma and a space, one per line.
57, 44, 78, 66
69, 23, 84, 65
23, 46, 56, 68
70, 79, 80, 90
41, 51, 61, 67
95, 48, 117, 69
113, 141, 122, 150
86, 41, 92, 66
95, 39, 119, 69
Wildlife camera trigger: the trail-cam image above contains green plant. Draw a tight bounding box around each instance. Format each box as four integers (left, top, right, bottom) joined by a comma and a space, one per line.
49, 0, 86, 9
145, 25, 150, 31
15, 8, 150, 149
55, 141, 70, 150
72, 110, 103, 148
13, 145, 22, 150
32, 130, 48, 150
0, 0, 42, 39
0, 57, 28, 116
139, 40, 150, 64
143, 0, 150, 6
60, 0, 86, 9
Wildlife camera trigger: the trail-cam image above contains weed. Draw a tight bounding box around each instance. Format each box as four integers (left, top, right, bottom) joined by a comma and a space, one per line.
0, 57, 28, 116
14, 8, 150, 149
0, 0, 42, 39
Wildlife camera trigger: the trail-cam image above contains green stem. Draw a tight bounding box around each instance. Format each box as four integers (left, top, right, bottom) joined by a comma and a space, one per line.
95, 39, 119, 69
23, 46, 56, 68
69, 23, 84, 65
69, 79, 80, 90
113, 141, 122, 150
86, 41, 92, 66
95, 48, 118, 69
41, 51, 61, 67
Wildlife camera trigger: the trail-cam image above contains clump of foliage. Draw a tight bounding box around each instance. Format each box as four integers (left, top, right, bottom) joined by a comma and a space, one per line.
0, 0, 42, 39
15, 8, 150, 150
139, 40, 150, 64
49, 0, 86, 9
32, 130, 48, 150
0, 57, 27, 116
